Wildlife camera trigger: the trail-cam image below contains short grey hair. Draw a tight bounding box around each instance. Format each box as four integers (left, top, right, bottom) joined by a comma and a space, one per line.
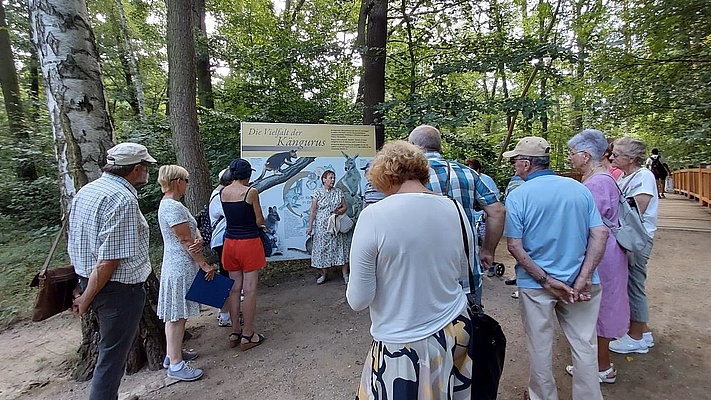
614, 137, 647, 167
102, 162, 141, 177
567, 129, 608, 162
408, 125, 442, 153
219, 169, 233, 186
529, 156, 550, 168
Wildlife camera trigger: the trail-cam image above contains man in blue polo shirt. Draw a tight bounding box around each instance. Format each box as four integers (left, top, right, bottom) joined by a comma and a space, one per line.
503, 136, 608, 400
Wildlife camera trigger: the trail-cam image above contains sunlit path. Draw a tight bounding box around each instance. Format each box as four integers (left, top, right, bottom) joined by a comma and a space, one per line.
656, 193, 711, 233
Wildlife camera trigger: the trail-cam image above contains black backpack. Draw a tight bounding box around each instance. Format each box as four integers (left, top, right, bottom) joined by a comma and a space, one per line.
196, 192, 222, 245
195, 204, 214, 244
650, 157, 665, 177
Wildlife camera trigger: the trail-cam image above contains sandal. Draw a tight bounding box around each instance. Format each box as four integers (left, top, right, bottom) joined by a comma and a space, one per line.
240, 332, 265, 351
228, 332, 241, 348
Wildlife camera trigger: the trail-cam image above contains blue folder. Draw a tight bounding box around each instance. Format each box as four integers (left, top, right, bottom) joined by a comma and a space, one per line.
185, 269, 235, 309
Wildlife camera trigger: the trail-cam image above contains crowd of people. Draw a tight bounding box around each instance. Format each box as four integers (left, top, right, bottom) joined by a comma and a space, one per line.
66, 124, 663, 398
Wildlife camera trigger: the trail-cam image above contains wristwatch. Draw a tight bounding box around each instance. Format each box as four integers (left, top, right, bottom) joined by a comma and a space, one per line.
536, 272, 548, 285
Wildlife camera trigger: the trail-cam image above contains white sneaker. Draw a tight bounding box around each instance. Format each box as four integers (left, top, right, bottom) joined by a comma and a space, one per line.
343, 273, 349, 285
643, 332, 654, 348
316, 275, 326, 285
565, 364, 616, 384
609, 334, 649, 354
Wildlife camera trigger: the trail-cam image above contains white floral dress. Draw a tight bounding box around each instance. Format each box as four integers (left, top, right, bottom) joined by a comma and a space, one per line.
156, 199, 201, 322
311, 188, 348, 268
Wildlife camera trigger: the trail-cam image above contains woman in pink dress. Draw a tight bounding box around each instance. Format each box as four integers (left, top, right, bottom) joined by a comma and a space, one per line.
567, 129, 630, 383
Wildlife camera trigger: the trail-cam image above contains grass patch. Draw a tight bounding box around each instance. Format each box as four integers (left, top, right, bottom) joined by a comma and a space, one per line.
0, 217, 70, 329
0, 214, 314, 330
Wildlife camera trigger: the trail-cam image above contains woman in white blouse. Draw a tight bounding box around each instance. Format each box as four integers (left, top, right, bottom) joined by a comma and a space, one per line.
346, 140, 475, 400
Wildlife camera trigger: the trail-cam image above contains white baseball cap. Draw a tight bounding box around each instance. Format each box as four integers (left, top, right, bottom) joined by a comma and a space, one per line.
106, 143, 157, 166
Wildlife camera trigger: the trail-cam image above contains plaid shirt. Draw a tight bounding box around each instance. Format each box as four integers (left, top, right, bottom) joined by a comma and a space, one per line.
424, 152, 499, 227
68, 173, 152, 284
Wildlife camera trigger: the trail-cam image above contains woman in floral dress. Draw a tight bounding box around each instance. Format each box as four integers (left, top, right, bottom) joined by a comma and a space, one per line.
306, 170, 349, 285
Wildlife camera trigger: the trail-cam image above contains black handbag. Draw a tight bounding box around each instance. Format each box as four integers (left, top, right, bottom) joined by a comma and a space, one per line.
29, 220, 79, 322
259, 229, 273, 257
451, 197, 507, 400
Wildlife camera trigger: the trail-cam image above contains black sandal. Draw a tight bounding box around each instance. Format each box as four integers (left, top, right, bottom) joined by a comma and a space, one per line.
240, 333, 265, 351
228, 332, 241, 348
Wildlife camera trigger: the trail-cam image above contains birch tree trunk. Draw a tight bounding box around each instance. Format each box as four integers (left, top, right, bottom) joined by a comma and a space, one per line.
29, 0, 165, 379
29, 0, 114, 213
166, 0, 211, 214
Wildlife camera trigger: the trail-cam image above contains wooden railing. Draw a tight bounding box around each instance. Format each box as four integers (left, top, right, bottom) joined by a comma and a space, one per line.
672, 165, 711, 208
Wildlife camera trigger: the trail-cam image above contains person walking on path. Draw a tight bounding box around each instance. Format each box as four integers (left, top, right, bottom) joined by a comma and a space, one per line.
609, 137, 659, 354
156, 165, 215, 381
568, 129, 630, 383
504, 136, 608, 400
645, 148, 672, 198
408, 125, 505, 307
68, 143, 156, 400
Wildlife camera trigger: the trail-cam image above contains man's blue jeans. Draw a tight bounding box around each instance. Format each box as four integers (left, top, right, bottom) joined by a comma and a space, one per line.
80, 279, 145, 400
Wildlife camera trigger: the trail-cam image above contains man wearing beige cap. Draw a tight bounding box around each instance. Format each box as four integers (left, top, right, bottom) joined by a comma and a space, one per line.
503, 137, 608, 400
68, 142, 156, 400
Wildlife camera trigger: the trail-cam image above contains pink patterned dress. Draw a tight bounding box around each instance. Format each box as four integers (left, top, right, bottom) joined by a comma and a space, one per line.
584, 173, 630, 338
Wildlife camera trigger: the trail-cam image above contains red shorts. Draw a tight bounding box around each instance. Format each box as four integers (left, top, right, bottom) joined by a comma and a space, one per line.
221, 237, 266, 272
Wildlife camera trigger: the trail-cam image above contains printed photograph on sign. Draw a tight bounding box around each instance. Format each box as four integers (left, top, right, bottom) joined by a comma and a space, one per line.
241, 122, 376, 261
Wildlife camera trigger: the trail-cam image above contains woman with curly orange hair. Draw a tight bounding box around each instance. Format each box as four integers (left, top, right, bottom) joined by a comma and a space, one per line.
347, 140, 475, 399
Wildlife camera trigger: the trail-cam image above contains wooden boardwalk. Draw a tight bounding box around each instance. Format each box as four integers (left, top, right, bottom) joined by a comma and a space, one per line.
656, 193, 711, 232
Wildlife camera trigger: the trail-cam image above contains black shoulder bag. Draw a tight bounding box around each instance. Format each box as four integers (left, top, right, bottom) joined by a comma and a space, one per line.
450, 197, 507, 400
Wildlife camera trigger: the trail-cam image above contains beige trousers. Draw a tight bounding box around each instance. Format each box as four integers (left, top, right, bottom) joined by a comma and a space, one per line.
519, 286, 603, 400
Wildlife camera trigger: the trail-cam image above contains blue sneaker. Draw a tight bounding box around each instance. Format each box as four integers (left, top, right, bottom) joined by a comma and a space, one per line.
162, 350, 199, 369
167, 363, 203, 381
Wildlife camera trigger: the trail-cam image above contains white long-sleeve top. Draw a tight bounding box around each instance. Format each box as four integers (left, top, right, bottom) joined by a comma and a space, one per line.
208, 187, 226, 249
346, 192, 472, 343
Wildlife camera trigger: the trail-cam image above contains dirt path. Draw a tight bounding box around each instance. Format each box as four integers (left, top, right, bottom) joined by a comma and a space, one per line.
3, 195, 711, 400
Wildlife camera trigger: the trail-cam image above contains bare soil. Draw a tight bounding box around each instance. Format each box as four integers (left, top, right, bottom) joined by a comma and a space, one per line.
3, 208, 711, 399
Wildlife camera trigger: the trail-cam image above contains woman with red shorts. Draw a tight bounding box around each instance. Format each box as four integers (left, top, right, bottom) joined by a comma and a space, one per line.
221, 158, 267, 350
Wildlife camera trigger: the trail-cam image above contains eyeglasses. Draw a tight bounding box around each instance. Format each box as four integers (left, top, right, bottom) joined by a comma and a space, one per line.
509, 157, 531, 165
610, 152, 627, 158
172, 177, 189, 183
568, 150, 585, 157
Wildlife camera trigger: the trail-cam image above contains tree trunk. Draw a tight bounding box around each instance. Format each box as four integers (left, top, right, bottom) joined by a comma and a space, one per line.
29, 0, 164, 380
0, 0, 37, 181
115, 0, 146, 121
167, 0, 211, 214
29, 49, 40, 120
193, 0, 214, 109
358, 0, 387, 149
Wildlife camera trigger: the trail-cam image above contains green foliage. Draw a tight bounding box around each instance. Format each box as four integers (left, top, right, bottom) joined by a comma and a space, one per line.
0, 218, 69, 328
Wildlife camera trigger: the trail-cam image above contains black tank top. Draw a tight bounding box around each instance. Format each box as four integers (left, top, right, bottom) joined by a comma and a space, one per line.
222, 187, 259, 239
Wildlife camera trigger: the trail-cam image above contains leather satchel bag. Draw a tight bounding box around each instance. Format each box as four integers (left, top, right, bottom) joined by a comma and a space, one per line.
451, 197, 506, 400
29, 220, 78, 322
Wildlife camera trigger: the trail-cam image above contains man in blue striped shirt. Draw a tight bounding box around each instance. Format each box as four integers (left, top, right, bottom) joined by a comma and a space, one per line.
409, 125, 505, 306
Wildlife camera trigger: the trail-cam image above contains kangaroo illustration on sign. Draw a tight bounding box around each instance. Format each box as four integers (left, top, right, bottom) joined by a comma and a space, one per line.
255, 150, 298, 181
280, 171, 310, 216
335, 151, 363, 220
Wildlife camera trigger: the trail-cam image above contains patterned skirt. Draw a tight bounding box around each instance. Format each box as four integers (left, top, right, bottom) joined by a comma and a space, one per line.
356, 311, 473, 400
